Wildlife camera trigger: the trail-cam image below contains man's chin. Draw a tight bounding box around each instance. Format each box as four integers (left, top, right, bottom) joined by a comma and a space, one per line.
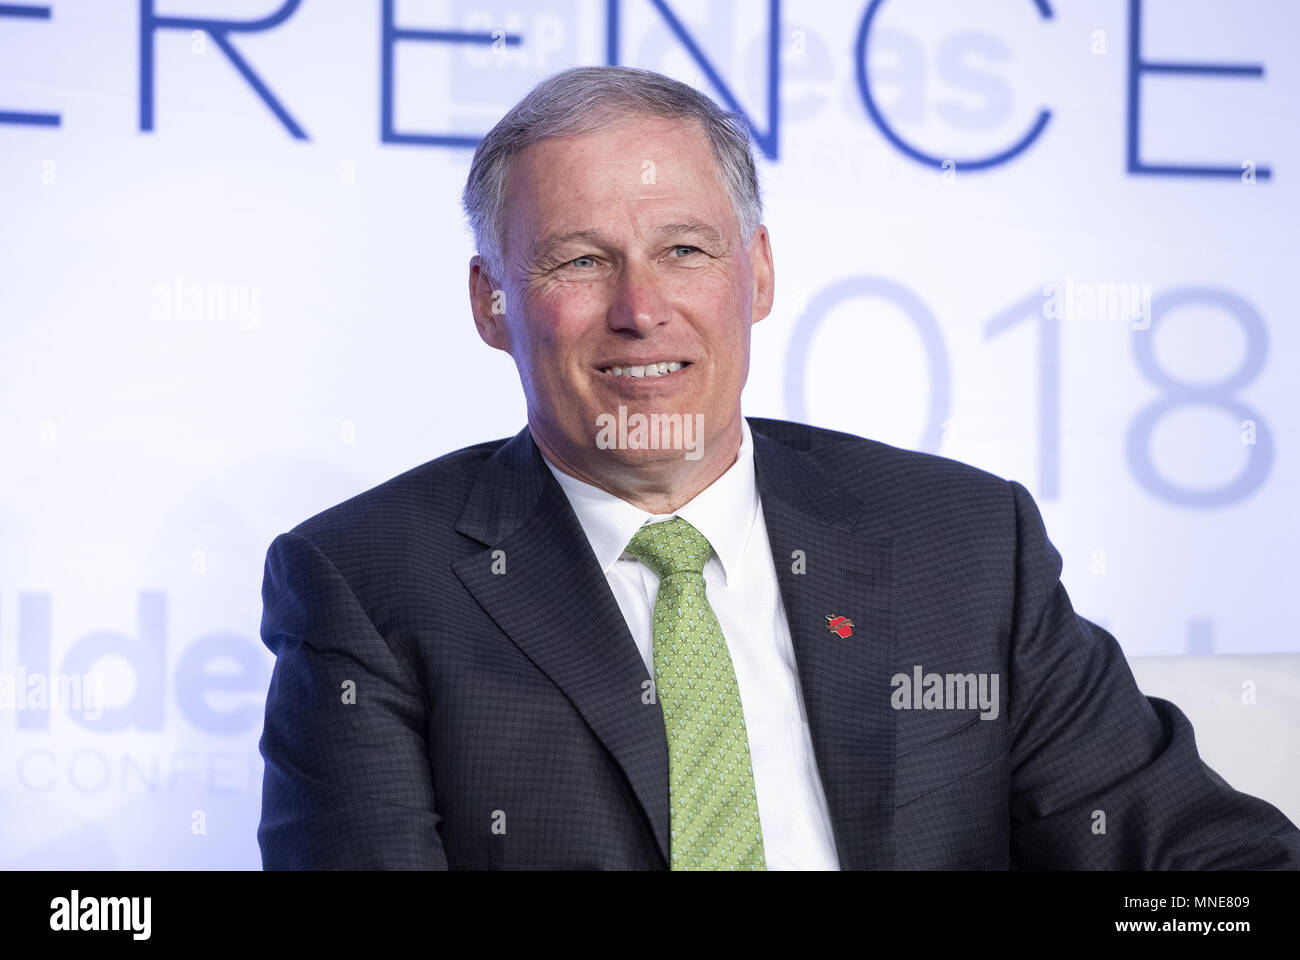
590, 443, 708, 469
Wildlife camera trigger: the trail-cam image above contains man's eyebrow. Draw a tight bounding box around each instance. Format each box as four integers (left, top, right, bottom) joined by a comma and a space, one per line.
651, 220, 726, 248
529, 229, 608, 265
528, 221, 728, 266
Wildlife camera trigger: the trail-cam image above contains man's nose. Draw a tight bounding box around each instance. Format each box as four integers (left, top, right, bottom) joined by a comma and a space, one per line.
606, 259, 670, 335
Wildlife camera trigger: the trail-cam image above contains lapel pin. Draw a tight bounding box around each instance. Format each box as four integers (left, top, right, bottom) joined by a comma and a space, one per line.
826, 615, 854, 638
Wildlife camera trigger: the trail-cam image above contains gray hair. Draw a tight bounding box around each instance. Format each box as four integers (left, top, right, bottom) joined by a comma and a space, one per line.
461, 65, 763, 284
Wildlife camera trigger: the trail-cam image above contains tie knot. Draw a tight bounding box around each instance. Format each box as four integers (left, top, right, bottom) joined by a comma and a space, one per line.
624, 516, 711, 578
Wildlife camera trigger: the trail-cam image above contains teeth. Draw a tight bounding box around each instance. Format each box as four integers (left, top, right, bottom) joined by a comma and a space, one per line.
601, 361, 688, 378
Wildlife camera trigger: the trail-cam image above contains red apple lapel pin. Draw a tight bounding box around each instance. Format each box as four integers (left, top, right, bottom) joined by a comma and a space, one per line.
826, 615, 854, 639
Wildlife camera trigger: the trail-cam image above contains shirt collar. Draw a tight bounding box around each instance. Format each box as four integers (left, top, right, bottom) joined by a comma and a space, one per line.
540, 418, 758, 586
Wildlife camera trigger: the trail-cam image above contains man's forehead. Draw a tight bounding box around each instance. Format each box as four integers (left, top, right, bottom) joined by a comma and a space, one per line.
511, 116, 722, 199
504, 116, 735, 252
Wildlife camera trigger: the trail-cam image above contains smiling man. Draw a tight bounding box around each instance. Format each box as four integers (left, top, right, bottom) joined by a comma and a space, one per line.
257, 65, 1300, 870
465, 86, 769, 514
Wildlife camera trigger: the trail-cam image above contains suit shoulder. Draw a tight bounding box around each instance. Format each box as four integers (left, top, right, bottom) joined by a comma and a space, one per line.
749, 418, 1031, 606
747, 415, 1024, 547
282, 434, 509, 552
748, 415, 1012, 496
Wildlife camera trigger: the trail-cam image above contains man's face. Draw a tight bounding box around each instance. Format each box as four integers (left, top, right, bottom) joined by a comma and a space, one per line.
470, 113, 774, 486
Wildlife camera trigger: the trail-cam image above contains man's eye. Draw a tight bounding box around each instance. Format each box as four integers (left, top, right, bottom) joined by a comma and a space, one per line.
669, 245, 700, 258
565, 255, 597, 268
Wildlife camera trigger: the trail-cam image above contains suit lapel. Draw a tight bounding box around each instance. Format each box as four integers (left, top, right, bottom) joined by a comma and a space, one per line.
751, 424, 898, 870
451, 426, 671, 866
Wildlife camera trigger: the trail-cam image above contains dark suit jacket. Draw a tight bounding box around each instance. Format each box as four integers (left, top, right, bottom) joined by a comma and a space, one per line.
257, 416, 1300, 869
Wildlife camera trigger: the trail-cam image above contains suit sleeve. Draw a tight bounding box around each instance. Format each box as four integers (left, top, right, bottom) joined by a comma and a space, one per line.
1003, 480, 1300, 869
257, 530, 449, 869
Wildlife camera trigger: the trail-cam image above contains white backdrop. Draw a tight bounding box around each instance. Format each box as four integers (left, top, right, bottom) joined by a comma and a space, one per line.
1, 0, 1296, 867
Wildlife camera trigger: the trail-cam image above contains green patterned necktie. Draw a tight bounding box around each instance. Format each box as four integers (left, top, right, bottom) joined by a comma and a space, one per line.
624, 516, 767, 871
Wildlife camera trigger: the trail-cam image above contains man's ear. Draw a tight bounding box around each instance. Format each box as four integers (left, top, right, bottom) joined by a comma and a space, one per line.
748, 225, 774, 325
469, 255, 510, 351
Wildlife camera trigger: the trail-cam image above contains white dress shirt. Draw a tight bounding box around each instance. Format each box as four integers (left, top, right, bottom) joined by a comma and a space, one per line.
540, 418, 841, 870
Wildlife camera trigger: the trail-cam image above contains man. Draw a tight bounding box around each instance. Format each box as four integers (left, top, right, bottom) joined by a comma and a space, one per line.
257, 65, 1299, 870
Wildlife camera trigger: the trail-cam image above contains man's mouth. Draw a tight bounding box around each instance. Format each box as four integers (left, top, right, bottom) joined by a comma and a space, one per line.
597, 361, 692, 379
